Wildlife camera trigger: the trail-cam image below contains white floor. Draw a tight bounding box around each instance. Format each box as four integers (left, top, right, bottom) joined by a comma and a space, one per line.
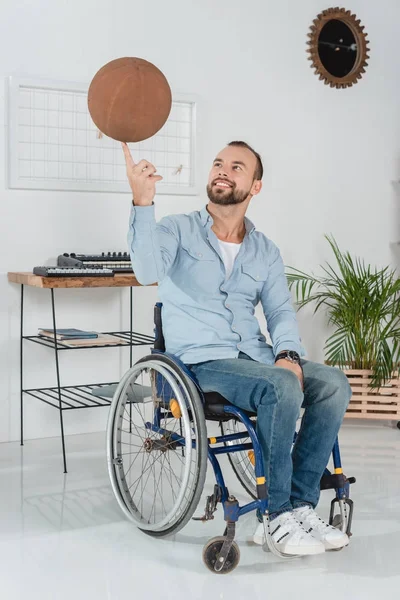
1, 420, 400, 600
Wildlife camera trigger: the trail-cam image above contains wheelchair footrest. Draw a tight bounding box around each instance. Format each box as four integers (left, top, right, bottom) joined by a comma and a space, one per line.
329, 497, 354, 537
320, 473, 354, 491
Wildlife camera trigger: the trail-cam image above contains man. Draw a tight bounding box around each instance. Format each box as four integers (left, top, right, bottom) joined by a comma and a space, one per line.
123, 140, 352, 557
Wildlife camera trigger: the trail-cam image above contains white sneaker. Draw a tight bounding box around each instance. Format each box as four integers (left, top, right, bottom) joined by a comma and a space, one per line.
293, 506, 349, 550
253, 511, 325, 556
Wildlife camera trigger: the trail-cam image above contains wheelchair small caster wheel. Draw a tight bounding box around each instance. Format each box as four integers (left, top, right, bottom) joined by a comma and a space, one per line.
202, 536, 240, 574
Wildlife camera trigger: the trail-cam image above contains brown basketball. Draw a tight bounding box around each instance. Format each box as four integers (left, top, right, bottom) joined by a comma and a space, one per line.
88, 57, 172, 143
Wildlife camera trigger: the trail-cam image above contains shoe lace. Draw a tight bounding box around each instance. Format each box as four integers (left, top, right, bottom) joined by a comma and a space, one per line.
272, 511, 311, 543
298, 508, 331, 532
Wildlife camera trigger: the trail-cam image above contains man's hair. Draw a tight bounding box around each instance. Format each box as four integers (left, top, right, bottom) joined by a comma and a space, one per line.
228, 140, 263, 181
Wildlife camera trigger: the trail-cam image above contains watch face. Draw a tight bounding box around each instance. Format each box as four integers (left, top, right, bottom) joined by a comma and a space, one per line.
280, 351, 300, 363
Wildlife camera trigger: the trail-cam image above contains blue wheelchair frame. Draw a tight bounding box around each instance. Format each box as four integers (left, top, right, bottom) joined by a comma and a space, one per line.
149, 302, 353, 545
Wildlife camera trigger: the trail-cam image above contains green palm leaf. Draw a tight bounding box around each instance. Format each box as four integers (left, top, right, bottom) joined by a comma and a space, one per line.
286, 235, 400, 389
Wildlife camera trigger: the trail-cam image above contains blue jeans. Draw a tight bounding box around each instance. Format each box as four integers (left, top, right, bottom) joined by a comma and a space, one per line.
189, 353, 352, 517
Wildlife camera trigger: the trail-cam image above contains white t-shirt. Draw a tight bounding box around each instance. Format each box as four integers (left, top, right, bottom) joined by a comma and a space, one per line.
218, 239, 242, 280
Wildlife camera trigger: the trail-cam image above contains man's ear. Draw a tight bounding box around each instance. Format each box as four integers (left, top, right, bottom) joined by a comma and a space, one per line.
251, 180, 262, 196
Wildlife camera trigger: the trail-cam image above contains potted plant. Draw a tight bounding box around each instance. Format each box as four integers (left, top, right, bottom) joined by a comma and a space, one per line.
286, 235, 400, 424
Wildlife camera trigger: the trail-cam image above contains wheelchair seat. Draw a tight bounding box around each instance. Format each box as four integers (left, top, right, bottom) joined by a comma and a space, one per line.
203, 391, 233, 421
203, 391, 256, 422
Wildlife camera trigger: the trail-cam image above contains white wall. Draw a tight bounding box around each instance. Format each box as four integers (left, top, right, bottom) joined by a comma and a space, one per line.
1, 0, 399, 444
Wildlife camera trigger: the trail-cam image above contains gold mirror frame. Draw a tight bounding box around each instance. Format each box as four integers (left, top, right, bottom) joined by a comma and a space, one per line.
307, 7, 370, 89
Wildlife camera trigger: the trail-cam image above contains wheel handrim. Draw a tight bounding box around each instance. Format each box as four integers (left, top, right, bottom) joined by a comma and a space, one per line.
107, 360, 200, 531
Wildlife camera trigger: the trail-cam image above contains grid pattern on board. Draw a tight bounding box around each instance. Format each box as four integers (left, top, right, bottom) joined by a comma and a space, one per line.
8, 78, 197, 194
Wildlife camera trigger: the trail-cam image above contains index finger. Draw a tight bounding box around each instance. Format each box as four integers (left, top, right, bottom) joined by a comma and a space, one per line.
121, 142, 135, 169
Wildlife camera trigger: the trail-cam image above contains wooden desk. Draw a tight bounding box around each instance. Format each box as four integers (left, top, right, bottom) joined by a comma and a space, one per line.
8, 271, 156, 473
7, 271, 153, 289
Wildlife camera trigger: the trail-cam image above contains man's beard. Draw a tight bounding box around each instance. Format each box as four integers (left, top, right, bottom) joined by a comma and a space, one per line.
206, 181, 251, 206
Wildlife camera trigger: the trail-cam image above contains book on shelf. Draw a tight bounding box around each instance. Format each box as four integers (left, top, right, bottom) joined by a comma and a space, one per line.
38, 328, 98, 340
56, 334, 128, 347
40, 333, 128, 347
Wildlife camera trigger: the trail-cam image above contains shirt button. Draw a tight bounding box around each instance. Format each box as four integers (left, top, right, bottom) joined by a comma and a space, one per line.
197, 253, 203, 257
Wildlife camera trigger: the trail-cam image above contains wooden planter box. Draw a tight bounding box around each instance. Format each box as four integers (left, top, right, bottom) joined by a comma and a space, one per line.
342, 369, 400, 422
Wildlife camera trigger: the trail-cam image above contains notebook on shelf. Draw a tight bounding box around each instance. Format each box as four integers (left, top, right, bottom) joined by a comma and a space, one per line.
59, 334, 127, 347
38, 328, 98, 340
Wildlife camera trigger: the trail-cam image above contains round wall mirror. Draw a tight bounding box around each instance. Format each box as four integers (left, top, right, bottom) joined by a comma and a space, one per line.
307, 7, 370, 88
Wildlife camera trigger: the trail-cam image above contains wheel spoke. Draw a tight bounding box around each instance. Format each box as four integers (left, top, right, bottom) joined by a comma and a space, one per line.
221, 419, 256, 498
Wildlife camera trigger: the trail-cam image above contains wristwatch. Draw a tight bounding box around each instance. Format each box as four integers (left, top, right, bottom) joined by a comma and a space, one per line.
274, 350, 301, 365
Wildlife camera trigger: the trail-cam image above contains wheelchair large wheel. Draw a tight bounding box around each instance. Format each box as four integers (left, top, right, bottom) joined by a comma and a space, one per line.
107, 353, 208, 537
220, 419, 257, 500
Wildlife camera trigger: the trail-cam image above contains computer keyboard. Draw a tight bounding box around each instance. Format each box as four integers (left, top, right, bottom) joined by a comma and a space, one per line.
33, 266, 115, 277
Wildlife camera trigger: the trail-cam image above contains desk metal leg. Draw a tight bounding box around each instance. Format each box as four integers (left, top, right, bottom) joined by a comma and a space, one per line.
20, 284, 24, 446
129, 286, 133, 432
129, 286, 133, 368
50, 289, 67, 474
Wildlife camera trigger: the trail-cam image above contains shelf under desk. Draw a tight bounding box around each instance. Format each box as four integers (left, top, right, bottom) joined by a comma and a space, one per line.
8, 270, 156, 473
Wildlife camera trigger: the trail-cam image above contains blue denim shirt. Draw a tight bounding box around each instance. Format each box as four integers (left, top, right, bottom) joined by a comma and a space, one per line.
128, 204, 305, 365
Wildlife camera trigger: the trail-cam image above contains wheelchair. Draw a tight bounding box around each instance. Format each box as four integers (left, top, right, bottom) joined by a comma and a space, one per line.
106, 303, 355, 573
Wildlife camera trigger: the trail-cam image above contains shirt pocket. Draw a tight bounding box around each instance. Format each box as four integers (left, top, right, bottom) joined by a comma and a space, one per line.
239, 262, 269, 302
181, 243, 215, 262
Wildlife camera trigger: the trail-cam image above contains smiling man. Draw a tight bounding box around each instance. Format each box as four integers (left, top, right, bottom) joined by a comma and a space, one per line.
124, 140, 352, 557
